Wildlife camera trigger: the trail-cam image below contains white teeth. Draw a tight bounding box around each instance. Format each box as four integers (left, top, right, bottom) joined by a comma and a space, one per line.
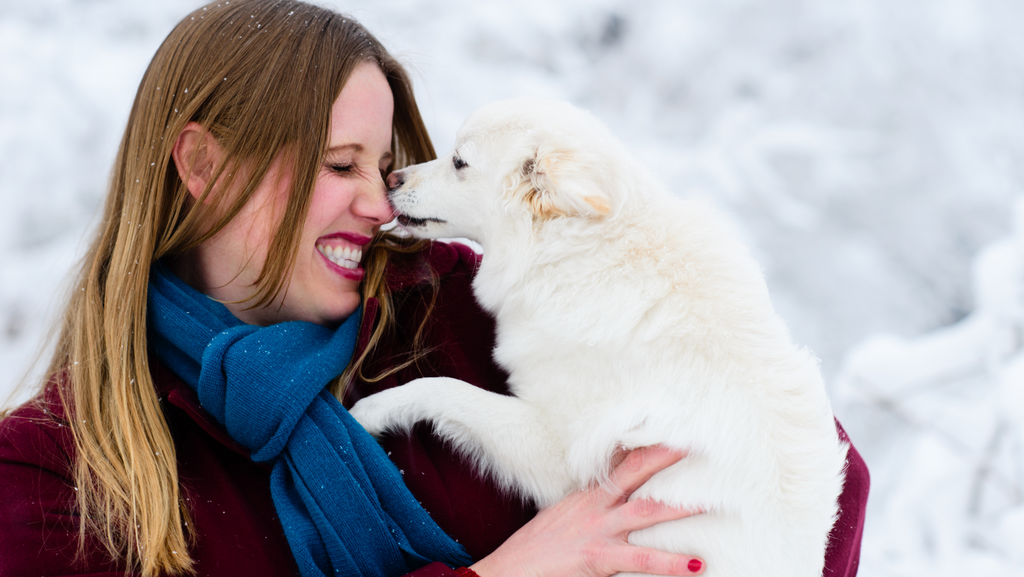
317, 244, 363, 270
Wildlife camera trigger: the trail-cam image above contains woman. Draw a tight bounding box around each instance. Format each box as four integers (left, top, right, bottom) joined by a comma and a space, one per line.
0, 1, 868, 576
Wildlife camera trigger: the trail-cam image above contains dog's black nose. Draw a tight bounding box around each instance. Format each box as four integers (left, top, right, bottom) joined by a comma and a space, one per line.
387, 170, 405, 191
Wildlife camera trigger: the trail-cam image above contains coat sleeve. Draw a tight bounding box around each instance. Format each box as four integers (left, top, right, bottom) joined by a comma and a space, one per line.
823, 421, 870, 576
0, 404, 133, 576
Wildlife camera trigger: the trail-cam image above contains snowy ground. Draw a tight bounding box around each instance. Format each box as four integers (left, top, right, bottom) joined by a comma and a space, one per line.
1, 0, 1022, 574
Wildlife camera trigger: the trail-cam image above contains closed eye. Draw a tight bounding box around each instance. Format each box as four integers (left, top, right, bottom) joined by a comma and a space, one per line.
329, 163, 390, 182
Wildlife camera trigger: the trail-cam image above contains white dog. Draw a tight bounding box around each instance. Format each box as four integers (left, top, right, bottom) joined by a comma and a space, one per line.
350, 99, 848, 577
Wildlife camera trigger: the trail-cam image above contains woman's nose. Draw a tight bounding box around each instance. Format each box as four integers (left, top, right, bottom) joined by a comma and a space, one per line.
353, 173, 394, 224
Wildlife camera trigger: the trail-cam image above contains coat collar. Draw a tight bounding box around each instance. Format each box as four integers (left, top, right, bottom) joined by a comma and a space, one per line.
382, 240, 469, 292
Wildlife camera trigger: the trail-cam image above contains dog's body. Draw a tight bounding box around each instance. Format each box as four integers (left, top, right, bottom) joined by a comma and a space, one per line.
350, 99, 848, 576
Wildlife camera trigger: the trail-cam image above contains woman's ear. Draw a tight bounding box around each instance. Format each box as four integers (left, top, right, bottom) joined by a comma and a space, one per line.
172, 121, 223, 202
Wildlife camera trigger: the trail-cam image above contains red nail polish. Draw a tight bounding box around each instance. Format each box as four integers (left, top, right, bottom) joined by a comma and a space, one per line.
687, 558, 703, 573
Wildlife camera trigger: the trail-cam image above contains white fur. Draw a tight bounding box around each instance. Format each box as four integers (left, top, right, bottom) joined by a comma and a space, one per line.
350, 99, 848, 577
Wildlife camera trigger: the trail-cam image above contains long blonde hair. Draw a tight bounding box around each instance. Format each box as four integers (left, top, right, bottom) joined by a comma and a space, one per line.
35, 1, 435, 574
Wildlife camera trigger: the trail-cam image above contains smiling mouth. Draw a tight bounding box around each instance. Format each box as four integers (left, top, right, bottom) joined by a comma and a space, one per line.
397, 214, 447, 227
317, 244, 362, 269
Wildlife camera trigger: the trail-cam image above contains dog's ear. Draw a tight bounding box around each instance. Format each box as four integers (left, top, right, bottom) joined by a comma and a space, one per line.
505, 139, 611, 219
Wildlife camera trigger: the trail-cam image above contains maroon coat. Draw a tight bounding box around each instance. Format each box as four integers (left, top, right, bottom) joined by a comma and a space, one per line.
0, 242, 869, 576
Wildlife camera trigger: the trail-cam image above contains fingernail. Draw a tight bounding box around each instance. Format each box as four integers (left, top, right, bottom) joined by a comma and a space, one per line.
687, 558, 703, 573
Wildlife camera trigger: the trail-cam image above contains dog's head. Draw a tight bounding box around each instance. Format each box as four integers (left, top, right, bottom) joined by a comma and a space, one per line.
387, 99, 621, 246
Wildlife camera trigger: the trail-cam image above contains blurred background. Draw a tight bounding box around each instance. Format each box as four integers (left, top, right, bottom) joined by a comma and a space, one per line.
2, 0, 1023, 574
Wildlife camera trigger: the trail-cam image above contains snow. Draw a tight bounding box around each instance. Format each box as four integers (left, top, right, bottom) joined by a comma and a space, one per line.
835, 200, 1024, 575
1, 0, 1022, 573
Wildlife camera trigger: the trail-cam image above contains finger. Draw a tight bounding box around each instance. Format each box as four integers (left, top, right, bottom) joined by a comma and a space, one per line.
602, 545, 705, 576
609, 446, 630, 469
606, 445, 687, 501
611, 498, 703, 534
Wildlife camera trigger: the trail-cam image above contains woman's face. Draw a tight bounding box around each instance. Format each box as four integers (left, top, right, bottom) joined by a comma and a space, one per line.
179, 62, 395, 327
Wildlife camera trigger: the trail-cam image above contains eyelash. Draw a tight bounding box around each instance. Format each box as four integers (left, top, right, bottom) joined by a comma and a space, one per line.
329, 164, 391, 179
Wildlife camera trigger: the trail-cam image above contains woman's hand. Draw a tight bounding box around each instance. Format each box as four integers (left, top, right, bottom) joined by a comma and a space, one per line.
469, 445, 705, 577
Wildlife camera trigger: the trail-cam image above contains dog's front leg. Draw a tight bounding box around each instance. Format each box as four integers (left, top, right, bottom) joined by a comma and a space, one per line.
350, 376, 573, 507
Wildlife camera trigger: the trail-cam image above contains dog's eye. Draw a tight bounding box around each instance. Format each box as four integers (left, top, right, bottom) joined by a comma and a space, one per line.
453, 155, 468, 170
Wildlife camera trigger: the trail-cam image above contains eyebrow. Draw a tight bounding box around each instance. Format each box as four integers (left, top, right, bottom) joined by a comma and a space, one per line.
327, 143, 394, 164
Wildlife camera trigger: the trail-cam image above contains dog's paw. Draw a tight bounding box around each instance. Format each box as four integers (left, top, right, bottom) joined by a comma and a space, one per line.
349, 394, 398, 437
349, 378, 456, 437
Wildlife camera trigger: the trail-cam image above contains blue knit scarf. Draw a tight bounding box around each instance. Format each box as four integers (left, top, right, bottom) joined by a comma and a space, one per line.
146, 263, 471, 576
